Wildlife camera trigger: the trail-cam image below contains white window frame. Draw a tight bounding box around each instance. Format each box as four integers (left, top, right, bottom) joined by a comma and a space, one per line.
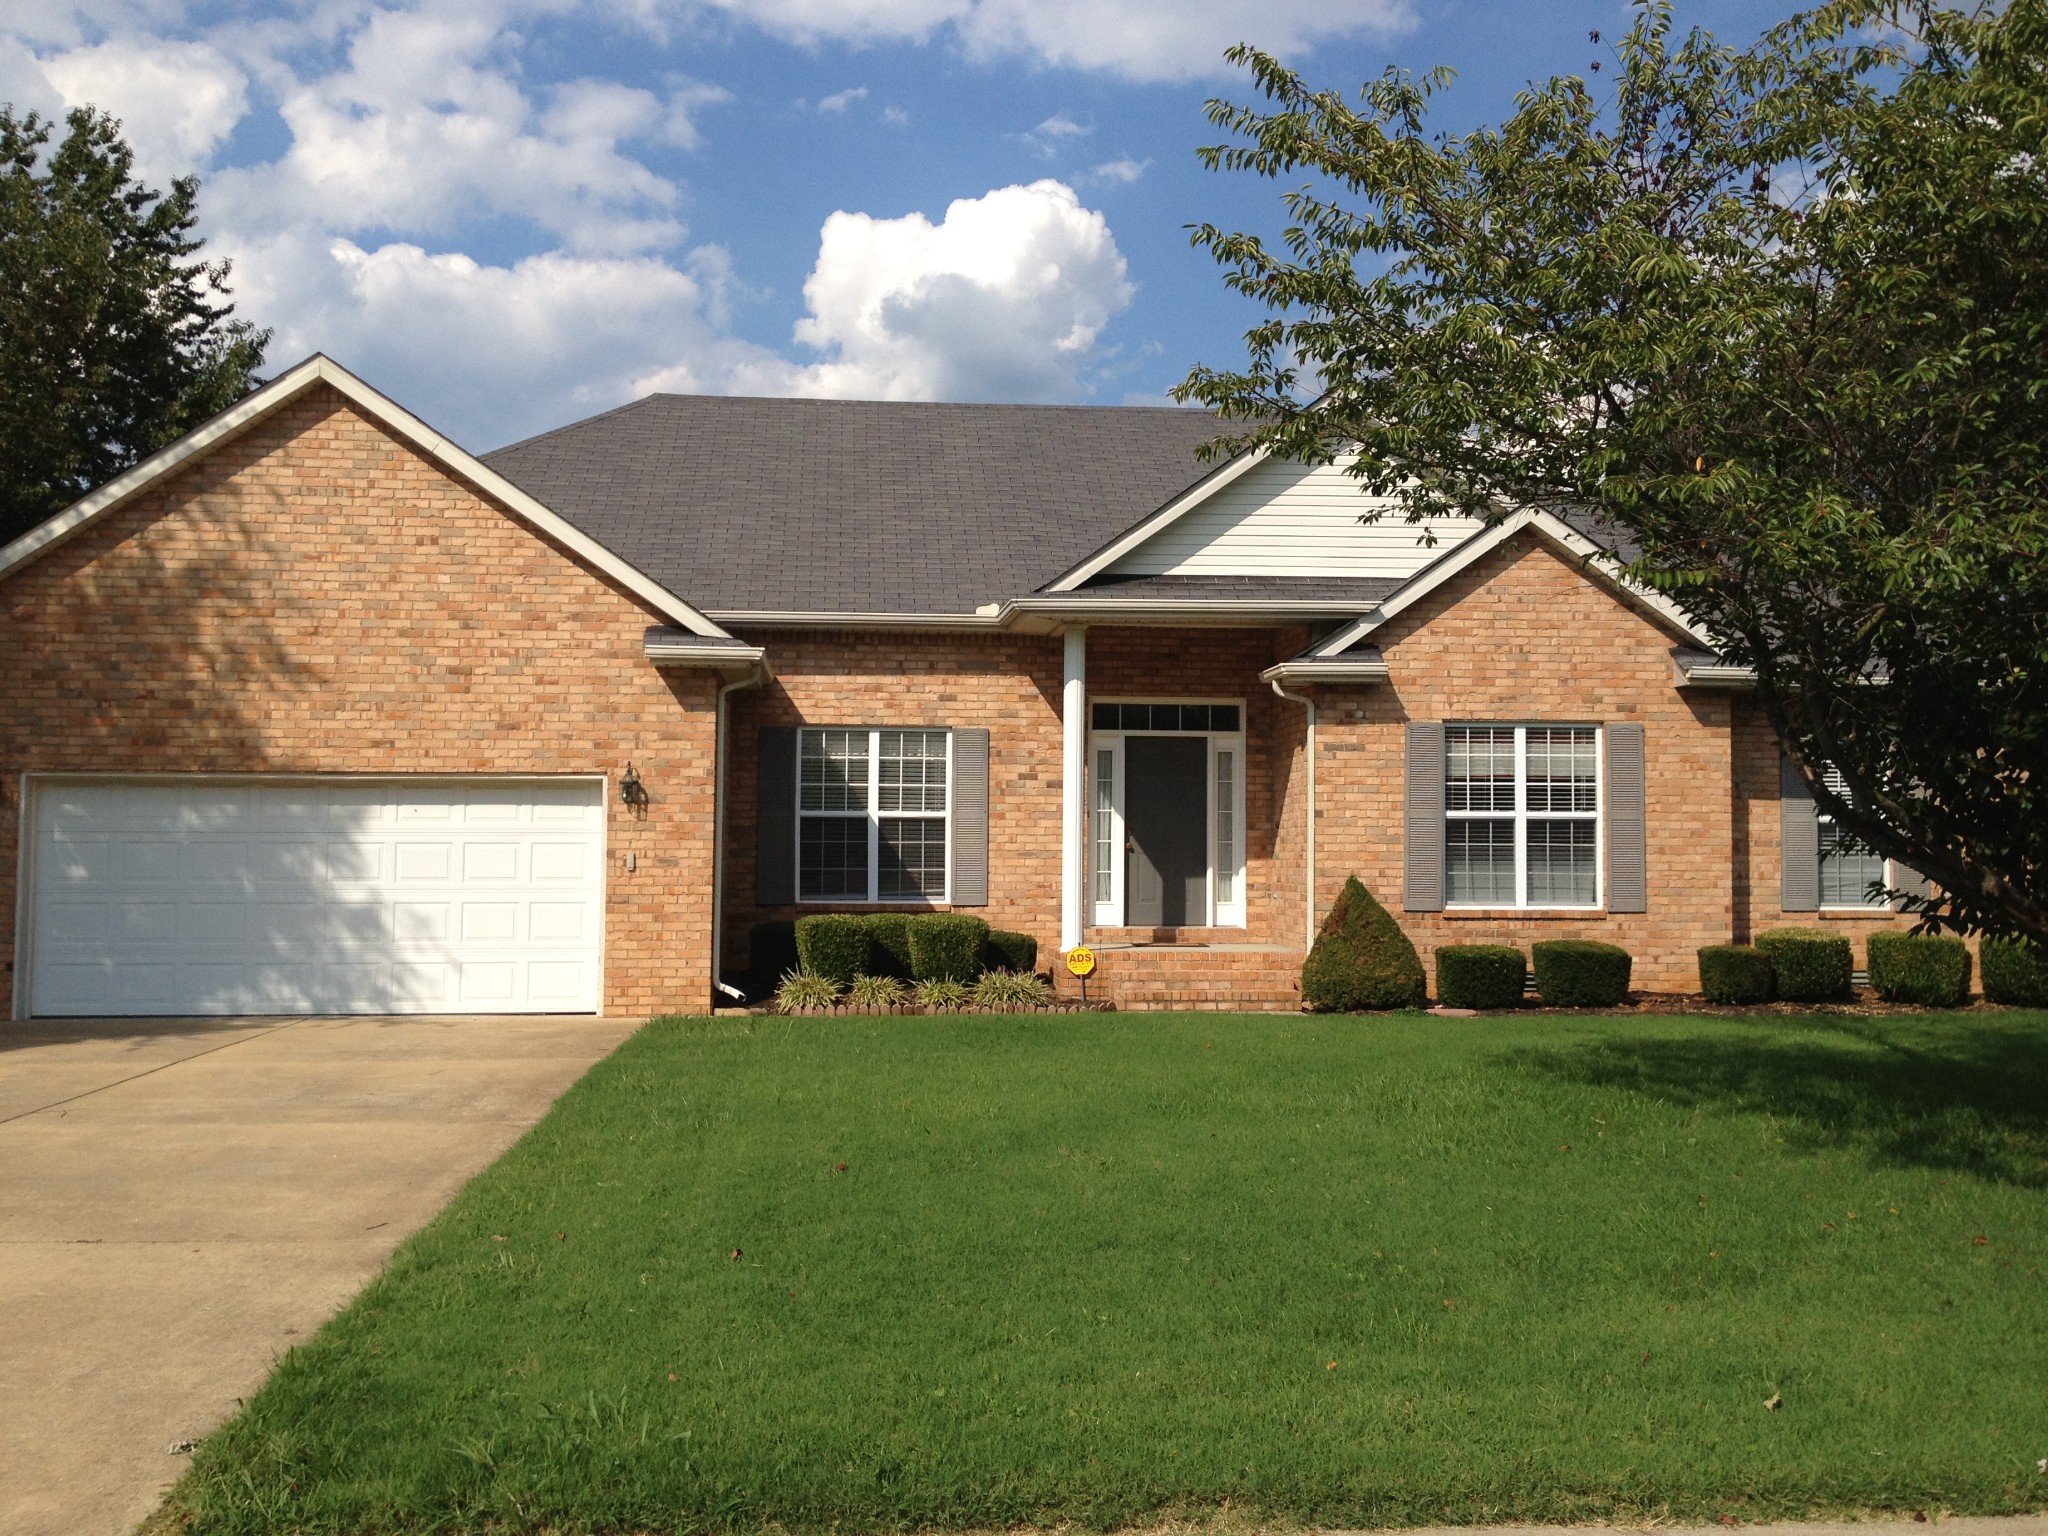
1086, 697, 1247, 929
794, 728, 953, 905
1816, 765, 1891, 910
1444, 723, 1604, 911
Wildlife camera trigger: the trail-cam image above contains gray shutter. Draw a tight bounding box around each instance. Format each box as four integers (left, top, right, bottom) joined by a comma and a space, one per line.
1404, 721, 1446, 912
1604, 723, 1647, 913
757, 726, 798, 906
950, 728, 990, 906
1780, 756, 1819, 912
1893, 862, 1934, 903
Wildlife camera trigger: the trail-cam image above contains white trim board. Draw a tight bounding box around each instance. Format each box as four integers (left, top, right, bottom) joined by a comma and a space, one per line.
1042, 440, 1273, 591
0, 354, 734, 640
1310, 508, 1716, 656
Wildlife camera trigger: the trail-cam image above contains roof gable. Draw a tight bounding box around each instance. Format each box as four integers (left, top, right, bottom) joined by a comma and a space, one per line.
1310, 508, 1714, 654
0, 355, 732, 639
1083, 452, 1486, 586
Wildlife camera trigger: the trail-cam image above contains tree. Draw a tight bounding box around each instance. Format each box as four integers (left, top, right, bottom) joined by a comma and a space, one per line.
1175, 2, 2048, 946
0, 105, 267, 547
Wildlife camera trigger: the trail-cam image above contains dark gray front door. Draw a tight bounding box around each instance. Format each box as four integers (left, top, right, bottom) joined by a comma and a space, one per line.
1124, 736, 1208, 926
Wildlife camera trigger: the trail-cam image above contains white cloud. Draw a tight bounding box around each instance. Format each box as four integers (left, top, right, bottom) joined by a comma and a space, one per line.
1017, 110, 1087, 157
202, 5, 690, 255
219, 224, 786, 447
670, 0, 1413, 81
881, 105, 909, 126
957, 0, 1414, 80
731, 178, 1133, 402
32, 36, 249, 182
817, 85, 868, 113
1089, 156, 1149, 184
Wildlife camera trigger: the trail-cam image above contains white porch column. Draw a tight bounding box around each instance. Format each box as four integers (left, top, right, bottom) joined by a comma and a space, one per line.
1060, 624, 1087, 951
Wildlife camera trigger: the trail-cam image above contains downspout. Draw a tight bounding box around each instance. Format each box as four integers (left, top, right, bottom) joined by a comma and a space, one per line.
711, 664, 765, 1004
1269, 678, 1317, 951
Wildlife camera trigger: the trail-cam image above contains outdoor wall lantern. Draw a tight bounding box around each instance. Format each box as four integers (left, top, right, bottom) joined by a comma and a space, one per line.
620, 762, 649, 814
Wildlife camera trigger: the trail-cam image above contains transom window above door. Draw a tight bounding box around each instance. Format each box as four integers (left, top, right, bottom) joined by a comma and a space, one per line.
1091, 702, 1240, 732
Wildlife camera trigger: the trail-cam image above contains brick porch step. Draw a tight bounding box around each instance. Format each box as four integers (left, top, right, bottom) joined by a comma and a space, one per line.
1056, 944, 1305, 1012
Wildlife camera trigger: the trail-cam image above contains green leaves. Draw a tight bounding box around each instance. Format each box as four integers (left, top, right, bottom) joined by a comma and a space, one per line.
1179, 0, 2048, 944
0, 106, 267, 545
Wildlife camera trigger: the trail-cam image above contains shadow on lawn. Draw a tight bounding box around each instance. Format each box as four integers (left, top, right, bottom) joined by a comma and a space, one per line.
1509, 1014, 2048, 1189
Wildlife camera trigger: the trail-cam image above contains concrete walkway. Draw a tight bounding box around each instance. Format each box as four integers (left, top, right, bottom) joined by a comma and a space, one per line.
0, 1012, 640, 1536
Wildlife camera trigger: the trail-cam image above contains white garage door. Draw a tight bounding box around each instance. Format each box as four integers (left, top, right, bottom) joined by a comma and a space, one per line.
24, 778, 606, 1017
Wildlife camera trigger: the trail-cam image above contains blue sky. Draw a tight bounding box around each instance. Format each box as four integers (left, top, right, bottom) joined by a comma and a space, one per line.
2, 0, 1793, 449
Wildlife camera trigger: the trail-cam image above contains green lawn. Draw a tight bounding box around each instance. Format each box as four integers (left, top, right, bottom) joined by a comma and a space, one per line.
168, 1011, 2048, 1534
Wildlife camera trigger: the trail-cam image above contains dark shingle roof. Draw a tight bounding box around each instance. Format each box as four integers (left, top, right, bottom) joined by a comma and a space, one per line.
482, 395, 1229, 615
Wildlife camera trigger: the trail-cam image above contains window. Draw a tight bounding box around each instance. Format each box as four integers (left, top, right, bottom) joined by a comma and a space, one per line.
798, 728, 949, 902
1445, 725, 1600, 907
1817, 765, 1887, 908
1091, 702, 1240, 732
1214, 748, 1236, 905
1093, 748, 1115, 906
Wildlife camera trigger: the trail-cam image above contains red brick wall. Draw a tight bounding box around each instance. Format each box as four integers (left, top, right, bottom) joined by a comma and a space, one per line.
0, 384, 718, 1016
720, 625, 1314, 978
720, 628, 1066, 977
1309, 536, 1738, 991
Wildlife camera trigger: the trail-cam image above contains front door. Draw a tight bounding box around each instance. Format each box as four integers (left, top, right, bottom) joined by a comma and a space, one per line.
1124, 736, 1209, 926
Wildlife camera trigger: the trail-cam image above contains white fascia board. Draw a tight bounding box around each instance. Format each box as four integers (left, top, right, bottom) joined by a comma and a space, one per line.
642, 634, 769, 679
1259, 658, 1391, 685
1310, 508, 1715, 656
1005, 595, 1390, 624
1041, 438, 1271, 592
1674, 656, 1758, 688
705, 609, 1004, 630
0, 354, 734, 641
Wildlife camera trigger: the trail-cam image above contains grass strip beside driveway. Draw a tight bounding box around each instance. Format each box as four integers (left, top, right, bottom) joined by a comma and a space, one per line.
165, 1010, 2048, 1533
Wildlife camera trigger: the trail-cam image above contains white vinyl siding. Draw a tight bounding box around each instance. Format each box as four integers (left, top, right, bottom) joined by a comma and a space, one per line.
797, 729, 950, 903
24, 777, 604, 1017
1104, 453, 1487, 579
1445, 725, 1601, 909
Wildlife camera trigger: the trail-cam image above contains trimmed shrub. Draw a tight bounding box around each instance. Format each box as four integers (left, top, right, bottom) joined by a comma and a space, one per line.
863, 913, 914, 978
1866, 932, 1972, 1007
847, 973, 909, 1009
1755, 928, 1854, 1002
908, 913, 990, 983
983, 928, 1039, 975
1532, 940, 1632, 1007
795, 914, 870, 986
1301, 876, 1426, 1011
1981, 936, 2048, 1007
746, 920, 798, 1000
1698, 945, 1776, 1005
1434, 945, 1526, 1011
913, 977, 971, 1011
774, 971, 839, 1013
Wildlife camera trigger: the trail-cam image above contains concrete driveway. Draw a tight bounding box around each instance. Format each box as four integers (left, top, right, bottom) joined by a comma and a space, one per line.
0, 1011, 641, 1536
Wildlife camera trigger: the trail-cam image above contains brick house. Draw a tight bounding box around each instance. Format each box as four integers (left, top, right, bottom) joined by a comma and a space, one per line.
0, 356, 1920, 1019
